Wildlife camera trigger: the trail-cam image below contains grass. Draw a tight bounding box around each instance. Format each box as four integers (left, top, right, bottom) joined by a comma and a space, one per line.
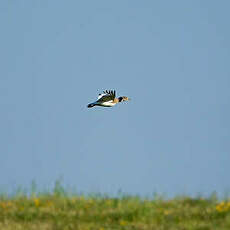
0, 184, 230, 230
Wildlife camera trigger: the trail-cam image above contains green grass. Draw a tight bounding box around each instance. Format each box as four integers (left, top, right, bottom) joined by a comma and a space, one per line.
0, 185, 230, 230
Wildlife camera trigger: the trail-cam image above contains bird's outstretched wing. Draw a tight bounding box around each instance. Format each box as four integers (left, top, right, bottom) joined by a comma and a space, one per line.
97, 90, 116, 102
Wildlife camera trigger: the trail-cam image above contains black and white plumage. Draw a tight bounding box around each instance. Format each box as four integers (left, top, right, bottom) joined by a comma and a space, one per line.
87, 90, 130, 108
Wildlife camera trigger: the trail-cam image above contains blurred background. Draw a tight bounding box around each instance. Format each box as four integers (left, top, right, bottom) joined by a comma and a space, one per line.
0, 0, 229, 197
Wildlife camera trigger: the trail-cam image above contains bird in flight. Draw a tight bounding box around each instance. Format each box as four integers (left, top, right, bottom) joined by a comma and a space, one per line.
87, 90, 130, 108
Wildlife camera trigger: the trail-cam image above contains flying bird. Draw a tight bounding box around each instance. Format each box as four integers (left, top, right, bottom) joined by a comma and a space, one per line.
87, 90, 130, 108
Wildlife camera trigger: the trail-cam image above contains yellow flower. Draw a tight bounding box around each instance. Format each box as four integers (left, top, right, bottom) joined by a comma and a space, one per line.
120, 220, 127, 226
46, 201, 53, 207
216, 205, 223, 212
34, 198, 40, 207
7, 201, 13, 207
0, 201, 13, 210
216, 201, 230, 212
0, 202, 6, 209
71, 197, 78, 203
164, 210, 171, 215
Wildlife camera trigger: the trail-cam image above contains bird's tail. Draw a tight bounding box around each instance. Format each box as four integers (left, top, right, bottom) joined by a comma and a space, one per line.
87, 103, 96, 108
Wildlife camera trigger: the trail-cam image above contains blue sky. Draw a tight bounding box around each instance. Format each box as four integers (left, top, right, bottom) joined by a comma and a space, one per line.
0, 0, 230, 197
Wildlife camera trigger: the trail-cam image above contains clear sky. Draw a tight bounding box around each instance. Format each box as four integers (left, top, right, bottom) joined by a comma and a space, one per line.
0, 0, 230, 197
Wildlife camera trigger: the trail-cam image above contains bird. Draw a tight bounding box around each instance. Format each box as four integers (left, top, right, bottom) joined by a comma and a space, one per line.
87, 90, 130, 108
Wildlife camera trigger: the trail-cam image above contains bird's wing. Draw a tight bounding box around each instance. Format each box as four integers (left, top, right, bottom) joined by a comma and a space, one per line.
97, 93, 107, 100
97, 90, 116, 102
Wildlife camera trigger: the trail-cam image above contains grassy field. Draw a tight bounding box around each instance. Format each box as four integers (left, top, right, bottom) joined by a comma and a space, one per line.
0, 186, 230, 230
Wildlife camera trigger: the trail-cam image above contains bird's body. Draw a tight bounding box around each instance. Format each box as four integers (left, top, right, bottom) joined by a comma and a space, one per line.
87, 90, 130, 108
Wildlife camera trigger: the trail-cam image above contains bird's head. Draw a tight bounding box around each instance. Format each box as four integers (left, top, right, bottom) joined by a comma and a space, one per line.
118, 96, 130, 102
